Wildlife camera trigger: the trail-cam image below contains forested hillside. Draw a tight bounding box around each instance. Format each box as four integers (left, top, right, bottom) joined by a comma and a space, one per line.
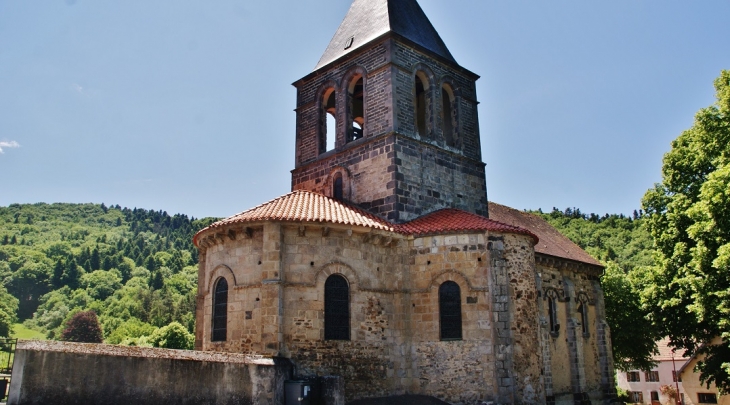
0, 203, 217, 348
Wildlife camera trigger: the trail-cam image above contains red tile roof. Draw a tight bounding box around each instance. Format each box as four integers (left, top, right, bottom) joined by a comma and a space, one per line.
194, 191, 539, 246
487, 202, 603, 267
194, 190, 394, 244
395, 208, 538, 242
654, 337, 691, 362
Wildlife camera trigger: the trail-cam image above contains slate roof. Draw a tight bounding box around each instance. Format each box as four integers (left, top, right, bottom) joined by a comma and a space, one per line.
194, 191, 538, 245
314, 0, 455, 71
487, 202, 604, 267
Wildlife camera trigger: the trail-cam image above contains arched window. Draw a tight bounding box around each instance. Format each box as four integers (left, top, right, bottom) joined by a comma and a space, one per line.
439, 281, 462, 340
546, 288, 560, 337
415, 72, 430, 137
577, 294, 589, 337
347, 75, 364, 142
324, 274, 350, 340
333, 173, 343, 201
212, 277, 228, 342
320, 88, 337, 154
441, 84, 456, 147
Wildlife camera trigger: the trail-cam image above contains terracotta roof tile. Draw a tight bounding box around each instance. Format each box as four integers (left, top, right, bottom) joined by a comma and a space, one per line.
654, 337, 691, 362
395, 208, 538, 242
194, 191, 394, 244
487, 202, 603, 267
194, 191, 541, 246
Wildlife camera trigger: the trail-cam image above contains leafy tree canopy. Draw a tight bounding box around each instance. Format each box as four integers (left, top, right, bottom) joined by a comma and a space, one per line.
642, 70, 730, 392
61, 310, 103, 343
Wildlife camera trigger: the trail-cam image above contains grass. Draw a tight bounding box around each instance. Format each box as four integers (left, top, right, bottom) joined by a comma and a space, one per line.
10, 323, 46, 340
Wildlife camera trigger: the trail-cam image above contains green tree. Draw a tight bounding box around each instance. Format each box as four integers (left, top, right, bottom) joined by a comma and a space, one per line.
60, 310, 103, 343
0, 284, 19, 337
602, 263, 659, 370
642, 70, 730, 392
149, 322, 193, 350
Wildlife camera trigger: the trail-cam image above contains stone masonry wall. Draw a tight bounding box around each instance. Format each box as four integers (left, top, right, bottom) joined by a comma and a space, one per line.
197, 221, 547, 404
536, 260, 607, 405
292, 37, 487, 223
8, 341, 291, 405
393, 135, 488, 221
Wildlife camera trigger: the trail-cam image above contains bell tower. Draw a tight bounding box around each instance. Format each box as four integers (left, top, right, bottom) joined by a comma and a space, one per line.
291, 0, 487, 223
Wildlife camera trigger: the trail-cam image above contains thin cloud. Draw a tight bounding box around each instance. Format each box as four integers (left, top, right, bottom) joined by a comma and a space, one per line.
0, 141, 20, 154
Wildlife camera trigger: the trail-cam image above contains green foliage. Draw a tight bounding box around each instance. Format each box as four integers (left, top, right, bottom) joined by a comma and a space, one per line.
0, 283, 19, 337
149, 321, 194, 350
61, 310, 103, 343
601, 263, 659, 371
0, 202, 217, 344
641, 70, 730, 393
106, 319, 156, 345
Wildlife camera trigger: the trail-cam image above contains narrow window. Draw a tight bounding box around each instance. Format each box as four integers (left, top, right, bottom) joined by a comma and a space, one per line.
546, 289, 560, 336
333, 173, 343, 201
347, 76, 364, 142
439, 281, 462, 340
212, 277, 228, 342
415, 73, 428, 137
577, 293, 590, 337
441, 84, 456, 146
323, 89, 337, 152
651, 391, 660, 402
578, 301, 589, 336
324, 274, 350, 340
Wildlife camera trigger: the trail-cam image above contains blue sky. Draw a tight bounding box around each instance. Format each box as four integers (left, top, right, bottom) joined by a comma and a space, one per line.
1, 1, 729, 219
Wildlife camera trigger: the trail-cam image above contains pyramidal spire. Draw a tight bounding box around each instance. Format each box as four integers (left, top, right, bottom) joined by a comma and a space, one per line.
314, 0, 455, 70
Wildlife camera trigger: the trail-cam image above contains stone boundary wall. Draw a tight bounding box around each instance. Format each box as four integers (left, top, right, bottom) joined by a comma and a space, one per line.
8, 340, 292, 405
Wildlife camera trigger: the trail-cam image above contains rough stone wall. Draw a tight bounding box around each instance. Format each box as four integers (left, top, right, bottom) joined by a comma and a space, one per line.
280, 226, 410, 401
8, 341, 291, 405
292, 37, 487, 223
391, 41, 481, 161
291, 134, 397, 217
196, 227, 265, 354
294, 41, 393, 168
536, 260, 608, 405
409, 233, 494, 404
393, 136, 488, 221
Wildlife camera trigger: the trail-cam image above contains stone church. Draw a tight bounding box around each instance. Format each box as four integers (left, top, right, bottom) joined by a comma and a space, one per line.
193, 0, 616, 404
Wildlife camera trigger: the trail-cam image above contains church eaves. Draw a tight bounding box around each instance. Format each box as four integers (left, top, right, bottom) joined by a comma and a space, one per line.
314, 0, 456, 71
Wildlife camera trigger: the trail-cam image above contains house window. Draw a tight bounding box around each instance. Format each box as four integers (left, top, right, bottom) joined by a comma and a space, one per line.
324, 274, 350, 340
546, 289, 560, 336
645, 370, 659, 382
629, 391, 644, 403
698, 393, 717, 404
212, 277, 228, 342
673, 370, 682, 382
439, 281, 462, 340
347, 75, 364, 142
651, 391, 659, 401
441, 83, 456, 146
320, 88, 337, 153
627, 371, 641, 382
333, 173, 343, 201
